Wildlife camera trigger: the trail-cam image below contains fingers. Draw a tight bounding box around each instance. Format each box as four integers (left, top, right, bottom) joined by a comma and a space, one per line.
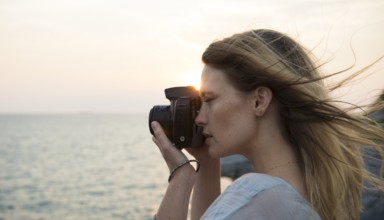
151, 121, 188, 169
151, 121, 178, 157
151, 121, 172, 149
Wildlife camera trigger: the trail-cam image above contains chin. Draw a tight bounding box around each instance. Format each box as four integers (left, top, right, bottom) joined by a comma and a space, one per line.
208, 145, 230, 159
208, 145, 220, 158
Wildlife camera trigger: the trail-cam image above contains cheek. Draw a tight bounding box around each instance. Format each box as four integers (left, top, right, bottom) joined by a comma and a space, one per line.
211, 103, 235, 129
212, 102, 250, 145
209, 110, 254, 157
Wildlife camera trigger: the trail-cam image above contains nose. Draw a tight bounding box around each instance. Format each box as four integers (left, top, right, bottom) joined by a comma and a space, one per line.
195, 104, 207, 126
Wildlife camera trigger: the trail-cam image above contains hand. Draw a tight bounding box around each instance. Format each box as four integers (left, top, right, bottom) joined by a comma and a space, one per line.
186, 143, 212, 161
151, 121, 188, 172
185, 128, 213, 161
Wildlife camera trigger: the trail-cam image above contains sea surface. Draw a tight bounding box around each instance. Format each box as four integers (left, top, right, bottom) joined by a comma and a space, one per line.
0, 114, 169, 220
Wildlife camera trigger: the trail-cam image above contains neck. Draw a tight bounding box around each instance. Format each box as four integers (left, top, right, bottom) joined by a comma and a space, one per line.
263, 161, 298, 173
244, 130, 297, 174
242, 125, 308, 199
240, 104, 308, 199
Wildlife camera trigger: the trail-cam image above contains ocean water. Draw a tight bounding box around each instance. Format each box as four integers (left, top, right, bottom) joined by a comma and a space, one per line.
0, 114, 169, 220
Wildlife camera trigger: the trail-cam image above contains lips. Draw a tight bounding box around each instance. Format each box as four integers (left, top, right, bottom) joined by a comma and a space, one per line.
203, 132, 213, 138
203, 132, 213, 145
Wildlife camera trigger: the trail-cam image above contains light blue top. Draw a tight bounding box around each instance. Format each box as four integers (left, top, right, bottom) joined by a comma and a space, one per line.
201, 173, 321, 220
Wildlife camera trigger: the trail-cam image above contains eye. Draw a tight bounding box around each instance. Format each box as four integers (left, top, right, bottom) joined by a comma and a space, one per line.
202, 97, 214, 103
200, 92, 215, 103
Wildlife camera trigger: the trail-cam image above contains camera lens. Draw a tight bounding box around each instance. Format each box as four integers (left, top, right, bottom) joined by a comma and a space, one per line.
148, 105, 173, 140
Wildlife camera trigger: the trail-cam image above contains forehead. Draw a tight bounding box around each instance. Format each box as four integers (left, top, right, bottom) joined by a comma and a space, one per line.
200, 65, 230, 93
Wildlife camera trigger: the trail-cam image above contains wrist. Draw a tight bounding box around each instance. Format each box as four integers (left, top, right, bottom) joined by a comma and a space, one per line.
168, 164, 197, 185
168, 160, 200, 183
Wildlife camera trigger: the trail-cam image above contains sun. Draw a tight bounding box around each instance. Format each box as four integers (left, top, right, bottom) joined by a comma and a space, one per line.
183, 71, 201, 90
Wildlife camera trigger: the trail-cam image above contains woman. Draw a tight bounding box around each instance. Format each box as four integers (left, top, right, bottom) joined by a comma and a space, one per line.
151, 29, 384, 220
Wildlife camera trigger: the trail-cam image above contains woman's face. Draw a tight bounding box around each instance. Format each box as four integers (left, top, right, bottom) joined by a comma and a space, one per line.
195, 65, 258, 158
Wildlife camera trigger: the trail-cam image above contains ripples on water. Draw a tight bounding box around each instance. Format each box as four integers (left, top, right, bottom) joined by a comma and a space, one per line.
0, 114, 169, 220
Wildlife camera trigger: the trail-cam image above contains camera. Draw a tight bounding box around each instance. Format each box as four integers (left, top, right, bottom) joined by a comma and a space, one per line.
149, 86, 204, 149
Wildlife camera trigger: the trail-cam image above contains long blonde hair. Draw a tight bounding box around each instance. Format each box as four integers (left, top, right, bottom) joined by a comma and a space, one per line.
202, 29, 384, 220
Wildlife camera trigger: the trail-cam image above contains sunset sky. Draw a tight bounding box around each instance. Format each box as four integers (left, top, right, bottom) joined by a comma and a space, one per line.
1, 0, 383, 113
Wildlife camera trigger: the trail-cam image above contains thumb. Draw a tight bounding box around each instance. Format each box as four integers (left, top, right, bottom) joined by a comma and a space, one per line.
151, 121, 173, 150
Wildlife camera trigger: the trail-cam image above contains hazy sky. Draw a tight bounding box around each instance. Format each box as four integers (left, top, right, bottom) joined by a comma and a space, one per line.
1, 0, 383, 113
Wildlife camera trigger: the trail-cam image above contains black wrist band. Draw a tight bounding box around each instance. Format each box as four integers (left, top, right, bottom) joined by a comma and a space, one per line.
168, 159, 200, 182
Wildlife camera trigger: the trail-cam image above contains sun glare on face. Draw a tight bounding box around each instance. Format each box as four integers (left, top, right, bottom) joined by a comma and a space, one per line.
183, 71, 201, 90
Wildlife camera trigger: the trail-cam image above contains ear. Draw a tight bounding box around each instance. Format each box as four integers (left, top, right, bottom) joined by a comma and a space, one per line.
252, 86, 273, 117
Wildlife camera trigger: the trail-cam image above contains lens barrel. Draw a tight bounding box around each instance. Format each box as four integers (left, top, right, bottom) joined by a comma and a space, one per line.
148, 105, 173, 140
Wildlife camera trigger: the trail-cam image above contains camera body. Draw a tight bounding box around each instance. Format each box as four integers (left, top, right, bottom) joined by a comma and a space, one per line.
149, 86, 204, 149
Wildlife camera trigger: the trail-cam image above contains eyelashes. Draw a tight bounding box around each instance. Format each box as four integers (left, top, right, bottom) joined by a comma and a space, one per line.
202, 96, 214, 102
200, 91, 216, 103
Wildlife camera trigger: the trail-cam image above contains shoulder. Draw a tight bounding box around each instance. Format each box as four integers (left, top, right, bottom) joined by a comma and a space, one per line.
202, 173, 320, 220
220, 173, 286, 195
